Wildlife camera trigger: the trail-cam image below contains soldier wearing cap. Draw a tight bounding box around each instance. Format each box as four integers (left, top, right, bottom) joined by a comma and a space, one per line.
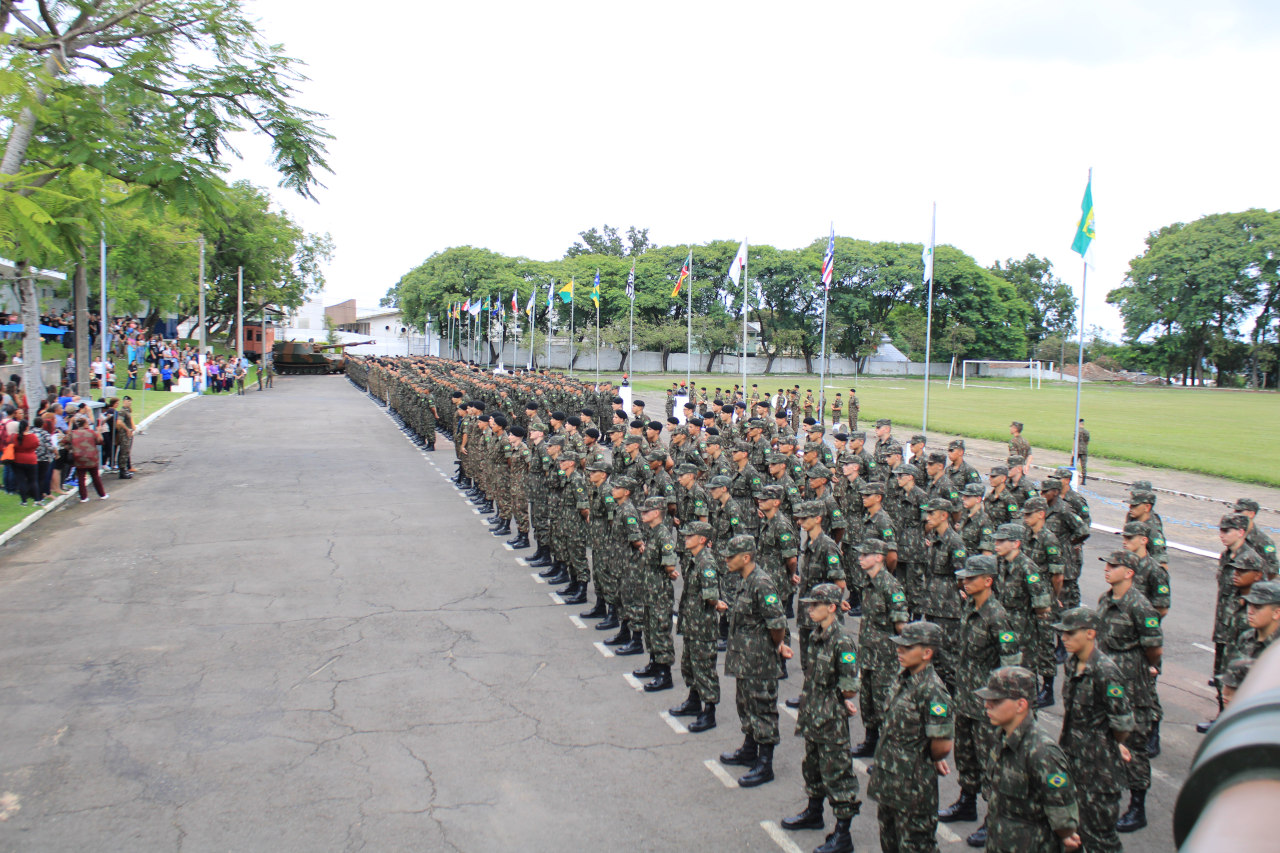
850, 539, 910, 759
757, 484, 800, 629
646, 450, 678, 518
718, 534, 792, 787
705, 433, 734, 482
1074, 419, 1089, 483
781, 583, 862, 851
504, 426, 533, 549
925, 450, 959, 507
984, 464, 1021, 528
1008, 421, 1031, 468
872, 418, 897, 462
669, 519, 721, 733
993, 522, 1053, 686
1125, 490, 1168, 567
525, 422, 555, 567
792, 501, 849, 687
977, 666, 1081, 852
805, 465, 847, 547
906, 434, 928, 472
541, 441, 571, 585
1122, 521, 1170, 617
606, 476, 648, 654
767, 453, 803, 525
919, 498, 967, 693
1020, 497, 1065, 707
1005, 455, 1032, 508
844, 431, 875, 479
1234, 497, 1279, 578
631, 496, 680, 692
554, 450, 592, 604
885, 463, 927, 614
709, 474, 749, 634
836, 455, 867, 541
1096, 549, 1162, 832
958, 482, 995, 557
868, 620, 954, 852
1227, 580, 1280, 672
944, 438, 982, 491
1054, 465, 1091, 527
1041, 477, 1090, 610
1203, 514, 1266, 733
578, 460, 614, 619
829, 391, 843, 429
729, 442, 765, 538
674, 462, 709, 533
1053, 606, 1135, 853
939, 555, 1022, 840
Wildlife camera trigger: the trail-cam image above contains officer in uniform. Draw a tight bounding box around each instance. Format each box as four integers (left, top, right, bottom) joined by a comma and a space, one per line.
632, 496, 679, 691
920, 497, 967, 693
669, 520, 721, 732
957, 482, 995, 557
793, 500, 848, 678
780, 583, 861, 853
1234, 498, 1279, 577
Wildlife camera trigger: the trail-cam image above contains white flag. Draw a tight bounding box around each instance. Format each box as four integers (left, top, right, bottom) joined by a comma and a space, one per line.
922, 243, 934, 284
727, 239, 748, 288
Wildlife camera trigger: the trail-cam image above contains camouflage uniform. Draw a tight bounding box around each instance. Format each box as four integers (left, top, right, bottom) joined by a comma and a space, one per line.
985, 701, 1079, 852
1096, 584, 1162, 793
560, 464, 591, 584
729, 462, 765, 537
1044, 498, 1089, 608
508, 439, 531, 534
726, 562, 788, 746
588, 475, 616, 600
919, 523, 967, 692
983, 486, 1023, 529
678, 539, 721, 705
796, 524, 845, 671
641, 517, 678, 665
995, 544, 1054, 682
857, 559, 909, 733
1024, 522, 1066, 675
614, 496, 646, 627
1246, 523, 1279, 577
953, 582, 1021, 800
757, 508, 800, 616
958, 504, 996, 556
887, 486, 928, 612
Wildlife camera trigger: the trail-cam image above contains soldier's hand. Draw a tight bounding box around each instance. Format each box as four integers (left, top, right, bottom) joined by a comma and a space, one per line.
791, 574, 801, 585
843, 699, 857, 716
635, 541, 645, 553
778, 643, 794, 659
1062, 832, 1082, 851
840, 600, 851, 612
715, 600, 728, 612
935, 759, 950, 776
1118, 743, 1132, 763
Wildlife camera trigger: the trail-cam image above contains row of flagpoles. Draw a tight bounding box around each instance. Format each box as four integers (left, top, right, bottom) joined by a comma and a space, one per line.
441, 174, 1096, 457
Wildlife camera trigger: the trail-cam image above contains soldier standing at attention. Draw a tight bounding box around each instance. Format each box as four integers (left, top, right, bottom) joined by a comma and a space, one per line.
920, 498, 968, 694
756, 485, 799, 651
1200, 513, 1265, 733
780, 583, 862, 853
1096, 549, 1163, 833
1233, 498, 1279, 578
421, 385, 439, 450
1054, 606, 1135, 853
1074, 419, 1089, 484
1007, 421, 1031, 469
944, 439, 982, 491
957, 482, 996, 557
976, 667, 1082, 852
938, 555, 1021, 847
792, 501, 848, 670
719, 535, 792, 788
848, 389, 860, 432
983, 465, 1021, 528
669, 520, 721, 733
1041, 478, 1090, 609
851, 540, 909, 758
631, 497, 679, 692
1022, 497, 1066, 708
504, 427, 532, 549
606, 477, 648, 655
556, 451, 592, 605
830, 392, 843, 429
868, 620, 954, 853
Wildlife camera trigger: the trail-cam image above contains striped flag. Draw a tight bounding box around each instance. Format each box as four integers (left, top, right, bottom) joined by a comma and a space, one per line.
728, 239, 747, 288
821, 224, 835, 290
525, 288, 535, 317
672, 250, 692, 298
512, 291, 519, 313
591, 269, 601, 307
626, 258, 635, 302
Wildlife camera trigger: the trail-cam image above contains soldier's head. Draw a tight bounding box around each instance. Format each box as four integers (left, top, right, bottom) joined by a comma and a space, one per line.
874, 418, 892, 440
989, 464, 1008, 486
647, 450, 668, 470
848, 431, 865, 451
1220, 513, 1250, 549
1121, 521, 1150, 555
957, 554, 997, 600
1232, 555, 1266, 591
509, 425, 527, 444
794, 500, 824, 533
1039, 478, 1061, 505
1101, 550, 1139, 587
631, 399, 645, 415
1128, 490, 1155, 521
806, 466, 831, 494
586, 461, 611, 486
666, 416, 681, 434
843, 456, 864, 482
1009, 420, 1023, 436
708, 475, 732, 501
926, 451, 946, 477
860, 481, 885, 510
909, 434, 926, 454
1244, 581, 1280, 632
683, 520, 712, 553
565, 415, 581, 434
947, 438, 965, 463
675, 463, 699, 488
723, 534, 757, 575
611, 475, 636, 501
832, 433, 848, 451
731, 442, 750, 463
993, 523, 1023, 558
800, 583, 843, 628
583, 427, 600, 446
687, 417, 704, 435
640, 496, 666, 525
628, 419, 645, 436
1006, 455, 1025, 475
558, 450, 578, 470
645, 420, 663, 440
922, 498, 953, 531
1232, 498, 1261, 521
881, 445, 903, 466
858, 539, 887, 574
976, 666, 1037, 728
892, 621, 943, 672
1052, 607, 1100, 658
1021, 498, 1047, 531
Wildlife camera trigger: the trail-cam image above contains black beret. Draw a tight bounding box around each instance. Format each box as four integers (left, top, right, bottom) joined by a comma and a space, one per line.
509, 425, 527, 438
492, 414, 508, 428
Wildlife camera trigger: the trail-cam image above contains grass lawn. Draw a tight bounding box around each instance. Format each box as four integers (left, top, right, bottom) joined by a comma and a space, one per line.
600, 371, 1280, 486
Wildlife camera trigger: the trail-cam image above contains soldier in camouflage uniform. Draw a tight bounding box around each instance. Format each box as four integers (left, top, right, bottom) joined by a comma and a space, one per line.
504, 426, 532, 549
1021, 497, 1066, 708
525, 423, 555, 566
805, 466, 848, 547
1040, 478, 1090, 609
669, 520, 721, 733
718, 534, 792, 787
756, 485, 799, 642
1200, 513, 1265, 733
1054, 606, 1136, 853
938, 555, 1022, 845
708, 474, 748, 649
606, 476, 648, 653
1121, 518, 1171, 755
780, 583, 861, 853
982, 465, 1021, 528
920, 498, 968, 694
794, 501, 848, 678
556, 451, 591, 599
852, 539, 910, 758
976, 667, 1081, 853
957, 483, 995, 557
1234, 497, 1279, 578
887, 464, 928, 614
579, 461, 614, 617
944, 439, 982, 492
1096, 549, 1163, 833
868, 620, 954, 853
729, 442, 765, 538
632, 496, 679, 691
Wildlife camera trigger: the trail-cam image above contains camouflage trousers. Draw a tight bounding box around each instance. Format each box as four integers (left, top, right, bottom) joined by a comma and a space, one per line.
115, 431, 132, 473
1035, 614, 1057, 679
421, 415, 435, 445
1078, 787, 1123, 853
1060, 562, 1082, 609
558, 517, 589, 581
900, 562, 926, 617
642, 574, 675, 665
589, 541, 617, 602
802, 736, 861, 819
921, 615, 960, 695
877, 805, 939, 853
860, 664, 895, 732
679, 621, 720, 704
510, 484, 528, 533
1126, 715, 1152, 791
735, 675, 780, 745
954, 713, 996, 796
620, 553, 645, 626
531, 489, 551, 544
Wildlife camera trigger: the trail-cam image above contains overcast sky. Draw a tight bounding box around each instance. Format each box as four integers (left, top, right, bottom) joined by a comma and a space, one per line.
227, 0, 1280, 339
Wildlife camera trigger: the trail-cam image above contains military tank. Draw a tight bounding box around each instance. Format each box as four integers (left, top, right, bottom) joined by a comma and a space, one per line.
271, 339, 374, 375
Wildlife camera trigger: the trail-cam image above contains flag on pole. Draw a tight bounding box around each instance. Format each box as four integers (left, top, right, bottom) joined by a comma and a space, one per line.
820, 224, 836, 290
468, 299, 481, 316
1071, 177, 1096, 269
547, 281, 554, 309
728, 239, 748, 288
559, 279, 574, 303
512, 291, 519, 313
672, 250, 692, 298
482, 296, 490, 311
462, 298, 470, 314
525, 288, 535, 316
626, 259, 635, 301
922, 243, 934, 284
591, 270, 601, 307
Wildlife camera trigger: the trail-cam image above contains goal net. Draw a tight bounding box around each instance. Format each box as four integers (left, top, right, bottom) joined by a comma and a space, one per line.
959, 360, 1045, 389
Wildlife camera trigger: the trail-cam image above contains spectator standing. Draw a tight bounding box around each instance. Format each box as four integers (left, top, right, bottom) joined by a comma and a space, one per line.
68, 416, 108, 501
10, 419, 40, 505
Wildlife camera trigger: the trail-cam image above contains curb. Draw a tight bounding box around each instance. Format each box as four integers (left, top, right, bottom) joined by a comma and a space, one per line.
0, 393, 200, 549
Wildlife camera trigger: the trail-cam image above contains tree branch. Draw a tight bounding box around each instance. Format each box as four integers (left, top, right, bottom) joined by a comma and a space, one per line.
10, 9, 50, 36
35, 0, 60, 37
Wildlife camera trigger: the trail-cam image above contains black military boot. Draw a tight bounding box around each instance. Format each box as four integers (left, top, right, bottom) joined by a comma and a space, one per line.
478, 500, 494, 514
556, 578, 580, 598
719, 735, 758, 767
530, 548, 553, 569
1147, 722, 1161, 758
632, 658, 661, 679
580, 596, 608, 619
781, 796, 824, 831
561, 581, 588, 605
688, 703, 716, 733
595, 605, 620, 631
493, 519, 512, 536
546, 562, 570, 585
784, 594, 795, 620
1034, 676, 1055, 709
738, 743, 775, 787
965, 821, 987, 847
845, 587, 863, 618
784, 696, 800, 709
669, 690, 701, 717
1116, 789, 1147, 832
507, 532, 530, 549
425, 441, 435, 451
644, 664, 673, 692
536, 558, 559, 577
1054, 636, 1068, 664
603, 623, 631, 646
850, 728, 878, 758
939, 790, 978, 822
814, 817, 853, 853
615, 630, 644, 656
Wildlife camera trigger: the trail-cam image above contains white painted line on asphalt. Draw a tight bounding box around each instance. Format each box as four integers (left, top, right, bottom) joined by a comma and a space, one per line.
502, 542, 514, 551
594, 642, 615, 658
660, 711, 688, 734
936, 824, 962, 844
1181, 678, 1217, 699
759, 821, 805, 853
1151, 766, 1184, 790
704, 759, 740, 789
1193, 642, 1215, 653
1091, 522, 1217, 559
778, 701, 798, 721
548, 592, 565, 604
531, 573, 546, 584
851, 758, 869, 774
623, 673, 645, 691
569, 615, 588, 630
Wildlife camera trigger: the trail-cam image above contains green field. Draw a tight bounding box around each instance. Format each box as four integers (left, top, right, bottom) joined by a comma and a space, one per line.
599, 372, 1280, 486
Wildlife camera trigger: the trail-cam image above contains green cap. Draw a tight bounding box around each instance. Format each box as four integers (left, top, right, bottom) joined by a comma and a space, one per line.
806, 465, 832, 480
611, 475, 637, 491
641, 496, 668, 512
586, 461, 611, 473
1122, 521, 1150, 538
891, 620, 944, 647
956, 554, 997, 577
923, 498, 953, 514
961, 483, 985, 497
800, 583, 844, 605
794, 500, 822, 518
675, 462, 700, 476
708, 475, 732, 489
1234, 498, 1261, 513
1100, 550, 1139, 569
974, 666, 1038, 701
1052, 606, 1100, 632
723, 534, 756, 557
1220, 513, 1250, 531
860, 482, 885, 496
1128, 490, 1156, 506
683, 520, 713, 538
993, 523, 1024, 541
859, 539, 888, 556
1242, 580, 1280, 605
1022, 497, 1048, 514
758, 484, 784, 500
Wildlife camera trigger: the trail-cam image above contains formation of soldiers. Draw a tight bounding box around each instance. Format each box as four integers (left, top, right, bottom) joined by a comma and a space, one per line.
346, 356, 1277, 853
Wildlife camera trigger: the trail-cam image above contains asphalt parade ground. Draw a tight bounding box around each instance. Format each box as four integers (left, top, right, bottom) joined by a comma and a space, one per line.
0, 375, 1224, 851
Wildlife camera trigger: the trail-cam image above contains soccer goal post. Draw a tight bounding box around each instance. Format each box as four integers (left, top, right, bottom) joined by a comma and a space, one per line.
960, 360, 1044, 389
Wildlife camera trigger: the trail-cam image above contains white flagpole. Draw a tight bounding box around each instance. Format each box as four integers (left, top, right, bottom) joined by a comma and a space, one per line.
923, 201, 936, 431
595, 269, 601, 388
546, 282, 552, 369
628, 277, 635, 376
687, 251, 692, 393
818, 287, 829, 425
741, 240, 748, 401
569, 283, 575, 376
527, 295, 534, 370
1071, 167, 1091, 467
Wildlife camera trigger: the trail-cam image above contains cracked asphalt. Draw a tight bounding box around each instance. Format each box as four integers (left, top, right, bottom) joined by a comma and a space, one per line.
0, 375, 1214, 851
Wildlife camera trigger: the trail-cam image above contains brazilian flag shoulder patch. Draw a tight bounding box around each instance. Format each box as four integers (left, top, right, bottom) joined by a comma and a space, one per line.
1047, 545, 1060, 555
1028, 573, 1041, 583
1145, 616, 1159, 628
828, 554, 839, 564
929, 702, 947, 717
999, 632, 1015, 643
765, 594, 779, 605
781, 533, 792, 542
704, 568, 716, 579
1157, 585, 1169, 594
892, 591, 906, 603
1107, 684, 1124, 697
841, 651, 856, 664
883, 528, 893, 537
1047, 772, 1068, 789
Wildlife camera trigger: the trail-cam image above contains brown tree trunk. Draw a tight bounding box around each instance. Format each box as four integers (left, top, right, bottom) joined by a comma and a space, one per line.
18, 268, 42, 402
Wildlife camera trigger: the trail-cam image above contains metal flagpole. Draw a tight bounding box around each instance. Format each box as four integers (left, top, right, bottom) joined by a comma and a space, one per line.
923, 201, 936, 430
546, 282, 552, 369
595, 268, 601, 388
1071, 167, 1091, 467
99, 216, 108, 394
198, 237, 206, 393
628, 284, 635, 376
527, 294, 534, 370
686, 251, 692, 394
569, 281, 575, 376
741, 241, 748, 402
818, 286, 829, 425
236, 266, 244, 365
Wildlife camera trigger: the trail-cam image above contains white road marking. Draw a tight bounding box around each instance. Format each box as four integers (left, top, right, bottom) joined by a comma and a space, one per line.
622, 673, 645, 691
593, 642, 615, 658
851, 758, 869, 774
568, 615, 588, 630
936, 824, 962, 844
502, 543, 514, 551
531, 573, 546, 584
1151, 766, 1183, 790
759, 821, 804, 853
659, 711, 688, 734
778, 701, 798, 721
704, 759, 739, 789
1193, 643, 1215, 653
548, 592, 565, 604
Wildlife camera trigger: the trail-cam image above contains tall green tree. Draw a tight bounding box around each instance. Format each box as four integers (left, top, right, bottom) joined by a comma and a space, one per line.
990, 254, 1078, 352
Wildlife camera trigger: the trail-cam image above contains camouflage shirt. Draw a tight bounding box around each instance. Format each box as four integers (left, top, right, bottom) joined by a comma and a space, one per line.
920, 526, 967, 620
1024, 525, 1066, 582
987, 716, 1079, 850
858, 569, 910, 672
1060, 650, 1136, 794
984, 487, 1024, 528
868, 665, 954, 812
1134, 553, 1171, 612
1096, 585, 1163, 710
1247, 525, 1280, 577
888, 487, 929, 564
678, 545, 721, 638
958, 507, 996, 555
955, 596, 1022, 719
725, 567, 787, 678
797, 532, 845, 631
797, 620, 861, 742
996, 551, 1052, 634
1215, 545, 1264, 643
757, 512, 800, 596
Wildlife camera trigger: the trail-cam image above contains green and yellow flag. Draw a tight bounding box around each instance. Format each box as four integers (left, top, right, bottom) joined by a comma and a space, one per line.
1071, 177, 1096, 269
591, 269, 601, 308
559, 279, 574, 304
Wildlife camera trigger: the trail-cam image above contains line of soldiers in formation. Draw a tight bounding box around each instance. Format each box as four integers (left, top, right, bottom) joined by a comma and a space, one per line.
347, 356, 1279, 853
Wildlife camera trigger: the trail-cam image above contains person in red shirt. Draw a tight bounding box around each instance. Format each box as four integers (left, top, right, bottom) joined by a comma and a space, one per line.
10, 419, 41, 505
69, 416, 108, 502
